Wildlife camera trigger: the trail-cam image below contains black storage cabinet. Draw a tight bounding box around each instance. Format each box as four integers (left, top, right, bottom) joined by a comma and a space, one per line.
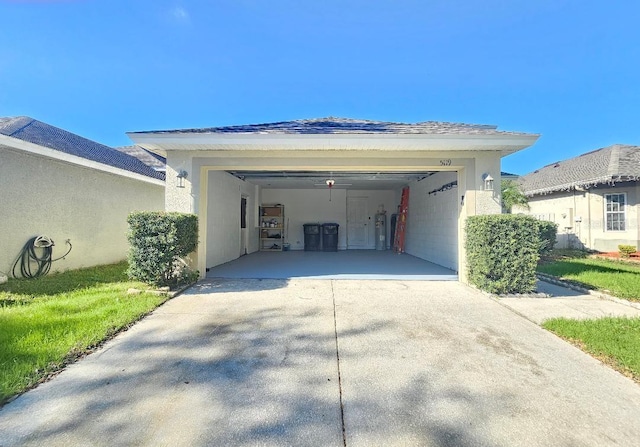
390, 213, 398, 250
322, 223, 339, 252
303, 223, 322, 251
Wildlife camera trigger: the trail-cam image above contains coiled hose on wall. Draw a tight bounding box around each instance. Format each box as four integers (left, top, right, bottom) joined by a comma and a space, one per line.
12, 236, 73, 279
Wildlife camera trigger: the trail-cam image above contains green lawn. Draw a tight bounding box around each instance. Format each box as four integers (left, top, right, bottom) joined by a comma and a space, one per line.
537, 256, 640, 301
0, 262, 168, 404
543, 317, 640, 382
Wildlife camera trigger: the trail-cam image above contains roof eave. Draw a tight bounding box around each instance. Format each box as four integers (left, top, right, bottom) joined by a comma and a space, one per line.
525, 175, 640, 196
127, 132, 540, 158
0, 134, 165, 186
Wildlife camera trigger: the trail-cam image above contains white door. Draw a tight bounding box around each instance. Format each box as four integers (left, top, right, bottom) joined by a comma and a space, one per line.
347, 197, 368, 249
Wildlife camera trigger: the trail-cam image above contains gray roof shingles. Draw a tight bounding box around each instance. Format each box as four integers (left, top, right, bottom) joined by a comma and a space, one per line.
115, 145, 166, 171
520, 144, 640, 196
130, 117, 536, 136
0, 116, 165, 181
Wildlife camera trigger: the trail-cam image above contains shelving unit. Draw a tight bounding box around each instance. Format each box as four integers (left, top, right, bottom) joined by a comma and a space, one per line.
259, 204, 285, 251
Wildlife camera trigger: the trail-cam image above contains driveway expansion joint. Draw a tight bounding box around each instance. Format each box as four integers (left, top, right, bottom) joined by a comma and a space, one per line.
331, 280, 347, 447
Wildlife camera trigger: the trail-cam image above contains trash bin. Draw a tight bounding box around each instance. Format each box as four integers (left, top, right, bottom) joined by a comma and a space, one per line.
322, 223, 339, 252
303, 223, 322, 251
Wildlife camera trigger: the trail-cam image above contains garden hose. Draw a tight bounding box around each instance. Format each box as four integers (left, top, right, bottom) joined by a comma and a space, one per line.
12, 236, 73, 279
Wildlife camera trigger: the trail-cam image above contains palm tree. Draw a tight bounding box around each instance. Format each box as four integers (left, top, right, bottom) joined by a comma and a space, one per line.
501, 179, 529, 213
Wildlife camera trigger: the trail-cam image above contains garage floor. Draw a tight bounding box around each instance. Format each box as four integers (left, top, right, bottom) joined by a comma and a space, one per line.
206, 250, 458, 280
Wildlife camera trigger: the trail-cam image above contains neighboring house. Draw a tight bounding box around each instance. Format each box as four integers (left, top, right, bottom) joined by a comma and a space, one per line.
0, 116, 165, 276
501, 171, 519, 180
115, 145, 166, 172
517, 144, 640, 251
128, 117, 539, 283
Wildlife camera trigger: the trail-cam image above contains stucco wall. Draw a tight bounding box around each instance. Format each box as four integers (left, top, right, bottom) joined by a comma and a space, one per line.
205, 171, 259, 268
520, 183, 640, 251
405, 172, 459, 271
259, 189, 397, 251
260, 189, 348, 250
0, 148, 164, 276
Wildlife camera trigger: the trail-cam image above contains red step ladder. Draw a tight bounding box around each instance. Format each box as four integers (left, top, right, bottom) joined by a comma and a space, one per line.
393, 187, 409, 253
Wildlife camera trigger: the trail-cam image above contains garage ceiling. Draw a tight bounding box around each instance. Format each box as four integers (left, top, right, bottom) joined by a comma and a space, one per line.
228, 170, 437, 190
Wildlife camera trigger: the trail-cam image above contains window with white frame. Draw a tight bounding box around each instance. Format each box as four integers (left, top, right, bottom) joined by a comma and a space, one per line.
605, 193, 626, 231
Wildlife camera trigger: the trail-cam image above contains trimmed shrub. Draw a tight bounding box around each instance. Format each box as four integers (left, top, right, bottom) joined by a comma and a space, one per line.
127, 212, 198, 287
618, 244, 636, 258
536, 220, 558, 257
466, 214, 540, 294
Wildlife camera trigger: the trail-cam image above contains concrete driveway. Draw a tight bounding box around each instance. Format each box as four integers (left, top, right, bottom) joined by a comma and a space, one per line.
1, 279, 640, 446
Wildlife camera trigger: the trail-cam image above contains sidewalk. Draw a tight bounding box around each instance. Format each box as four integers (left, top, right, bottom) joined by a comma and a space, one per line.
496, 280, 640, 324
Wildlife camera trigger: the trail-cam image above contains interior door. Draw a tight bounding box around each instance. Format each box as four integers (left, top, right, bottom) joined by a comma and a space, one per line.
347, 197, 368, 249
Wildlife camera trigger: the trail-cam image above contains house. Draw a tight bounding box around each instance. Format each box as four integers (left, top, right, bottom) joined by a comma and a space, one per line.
128, 117, 539, 283
115, 145, 167, 172
0, 116, 165, 276
517, 144, 640, 251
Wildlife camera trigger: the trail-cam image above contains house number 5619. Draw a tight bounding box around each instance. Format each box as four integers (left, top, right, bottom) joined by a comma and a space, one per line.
439, 159, 452, 166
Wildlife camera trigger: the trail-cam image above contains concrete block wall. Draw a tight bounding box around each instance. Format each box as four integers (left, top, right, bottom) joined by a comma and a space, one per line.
405, 172, 458, 271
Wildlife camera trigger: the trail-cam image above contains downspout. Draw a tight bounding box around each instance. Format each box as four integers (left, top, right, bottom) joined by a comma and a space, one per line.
573, 189, 582, 246
587, 188, 592, 249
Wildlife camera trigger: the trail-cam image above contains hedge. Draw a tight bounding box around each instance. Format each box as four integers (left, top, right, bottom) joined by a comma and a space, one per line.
466, 214, 541, 294
127, 212, 198, 287
537, 220, 558, 257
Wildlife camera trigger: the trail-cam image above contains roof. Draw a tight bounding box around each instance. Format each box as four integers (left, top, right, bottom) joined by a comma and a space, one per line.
115, 145, 166, 171
0, 116, 165, 181
129, 116, 536, 136
519, 144, 640, 196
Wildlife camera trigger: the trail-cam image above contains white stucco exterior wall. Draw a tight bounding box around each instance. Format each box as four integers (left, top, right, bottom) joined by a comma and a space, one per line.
405, 172, 459, 271
205, 170, 259, 268
0, 148, 164, 276
519, 184, 640, 251
472, 153, 503, 215
165, 152, 195, 213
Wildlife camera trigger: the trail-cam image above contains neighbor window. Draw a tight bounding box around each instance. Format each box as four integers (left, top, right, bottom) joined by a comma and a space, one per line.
605, 193, 626, 231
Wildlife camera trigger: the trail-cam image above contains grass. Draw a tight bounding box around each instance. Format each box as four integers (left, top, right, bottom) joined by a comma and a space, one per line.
537, 255, 640, 301
0, 262, 168, 404
543, 317, 640, 382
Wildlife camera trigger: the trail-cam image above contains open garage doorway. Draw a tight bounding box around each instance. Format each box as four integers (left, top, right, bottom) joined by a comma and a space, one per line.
206, 250, 458, 280
205, 169, 461, 279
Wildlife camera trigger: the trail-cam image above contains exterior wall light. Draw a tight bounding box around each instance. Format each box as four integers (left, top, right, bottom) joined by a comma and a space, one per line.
482, 173, 494, 191
177, 170, 188, 188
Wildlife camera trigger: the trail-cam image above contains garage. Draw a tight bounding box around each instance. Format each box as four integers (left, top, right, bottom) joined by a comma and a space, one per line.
127, 117, 538, 283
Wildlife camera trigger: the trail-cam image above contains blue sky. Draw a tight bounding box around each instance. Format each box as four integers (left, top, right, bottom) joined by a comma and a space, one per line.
2, 0, 639, 174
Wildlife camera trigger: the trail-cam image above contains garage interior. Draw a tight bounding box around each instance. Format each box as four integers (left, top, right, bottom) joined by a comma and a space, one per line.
205, 169, 460, 280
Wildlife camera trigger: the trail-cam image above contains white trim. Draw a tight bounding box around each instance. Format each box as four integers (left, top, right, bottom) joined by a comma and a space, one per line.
128, 132, 539, 158
0, 134, 165, 186
604, 192, 627, 232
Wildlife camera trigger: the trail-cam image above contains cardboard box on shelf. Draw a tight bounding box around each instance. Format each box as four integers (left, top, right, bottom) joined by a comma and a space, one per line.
262, 206, 282, 216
